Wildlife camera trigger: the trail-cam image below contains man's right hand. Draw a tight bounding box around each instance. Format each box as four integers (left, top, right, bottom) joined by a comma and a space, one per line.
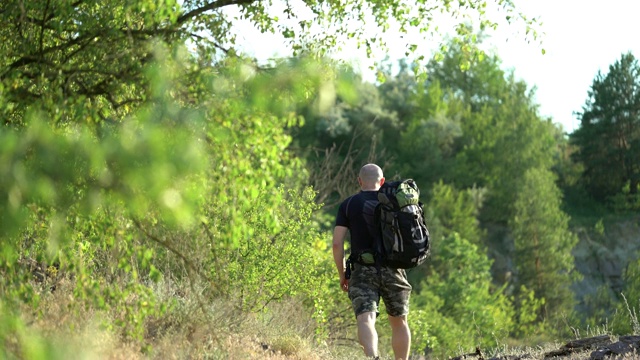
340, 274, 349, 292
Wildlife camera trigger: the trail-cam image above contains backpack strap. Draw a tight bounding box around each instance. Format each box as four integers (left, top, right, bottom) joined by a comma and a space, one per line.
372, 202, 383, 257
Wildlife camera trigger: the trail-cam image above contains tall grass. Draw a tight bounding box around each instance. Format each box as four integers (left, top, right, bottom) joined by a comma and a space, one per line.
1, 275, 366, 360
621, 294, 640, 335
4, 273, 640, 359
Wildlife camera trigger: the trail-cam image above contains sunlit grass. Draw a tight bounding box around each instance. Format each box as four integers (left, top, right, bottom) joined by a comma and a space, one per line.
4, 275, 640, 360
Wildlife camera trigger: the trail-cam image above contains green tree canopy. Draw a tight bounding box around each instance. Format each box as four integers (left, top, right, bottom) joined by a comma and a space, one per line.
427, 42, 559, 222
509, 167, 579, 327
0, 0, 538, 125
571, 52, 640, 203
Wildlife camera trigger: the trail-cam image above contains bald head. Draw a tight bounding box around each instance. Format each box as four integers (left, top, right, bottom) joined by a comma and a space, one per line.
358, 163, 384, 190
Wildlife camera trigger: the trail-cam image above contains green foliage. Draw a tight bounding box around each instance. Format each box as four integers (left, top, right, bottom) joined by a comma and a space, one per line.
0, 65, 208, 339
410, 233, 514, 358
582, 283, 619, 332
0, 303, 65, 360
427, 44, 559, 223
428, 181, 485, 247
0, 95, 208, 239
394, 80, 466, 191
0, 0, 182, 125
510, 167, 579, 328
293, 67, 397, 152
0, 0, 537, 126
595, 219, 606, 236
219, 187, 325, 313
571, 52, 640, 204
270, 39, 640, 360
609, 181, 640, 212
1, 33, 340, 356
611, 256, 640, 335
408, 298, 453, 356
2, 0, 635, 356
512, 285, 546, 338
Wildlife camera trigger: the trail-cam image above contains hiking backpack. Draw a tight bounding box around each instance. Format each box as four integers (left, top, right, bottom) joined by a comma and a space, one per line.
375, 179, 431, 269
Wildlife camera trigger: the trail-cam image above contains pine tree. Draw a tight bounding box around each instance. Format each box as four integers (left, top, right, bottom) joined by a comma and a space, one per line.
571, 52, 640, 203
510, 167, 580, 325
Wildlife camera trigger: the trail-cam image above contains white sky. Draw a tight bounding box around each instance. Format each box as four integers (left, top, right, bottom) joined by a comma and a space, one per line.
489, 0, 640, 133
231, 0, 640, 134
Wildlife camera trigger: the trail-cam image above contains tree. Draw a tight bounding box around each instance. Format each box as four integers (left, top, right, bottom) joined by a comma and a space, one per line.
509, 167, 579, 326
571, 52, 640, 204
369, 59, 470, 190
0, 0, 538, 125
427, 42, 559, 223
428, 181, 484, 248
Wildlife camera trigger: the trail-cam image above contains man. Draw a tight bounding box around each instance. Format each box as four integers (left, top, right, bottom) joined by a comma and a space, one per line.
332, 163, 412, 360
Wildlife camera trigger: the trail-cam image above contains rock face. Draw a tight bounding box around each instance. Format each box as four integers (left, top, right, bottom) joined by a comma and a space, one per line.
572, 217, 640, 315
448, 335, 640, 360
486, 216, 640, 318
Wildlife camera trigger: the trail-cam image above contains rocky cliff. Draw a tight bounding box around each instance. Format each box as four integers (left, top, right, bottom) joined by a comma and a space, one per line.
486, 216, 640, 318
572, 216, 640, 315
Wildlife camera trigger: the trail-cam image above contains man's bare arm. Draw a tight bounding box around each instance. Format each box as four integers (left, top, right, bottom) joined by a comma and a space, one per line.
332, 226, 349, 291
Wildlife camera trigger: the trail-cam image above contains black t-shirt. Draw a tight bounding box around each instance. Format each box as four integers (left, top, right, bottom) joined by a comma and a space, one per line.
335, 191, 379, 254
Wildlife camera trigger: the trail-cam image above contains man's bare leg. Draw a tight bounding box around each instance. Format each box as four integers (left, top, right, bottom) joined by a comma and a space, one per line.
388, 315, 411, 360
356, 311, 378, 357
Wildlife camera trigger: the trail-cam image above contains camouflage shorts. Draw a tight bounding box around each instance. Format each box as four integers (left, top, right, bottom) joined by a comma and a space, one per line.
348, 263, 412, 318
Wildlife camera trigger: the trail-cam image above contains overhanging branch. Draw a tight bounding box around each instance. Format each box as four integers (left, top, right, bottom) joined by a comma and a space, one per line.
176, 0, 258, 25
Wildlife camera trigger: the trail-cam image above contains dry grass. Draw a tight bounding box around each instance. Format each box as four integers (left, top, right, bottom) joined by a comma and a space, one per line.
5, 277, 356, 360
7, 277, 640, 360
